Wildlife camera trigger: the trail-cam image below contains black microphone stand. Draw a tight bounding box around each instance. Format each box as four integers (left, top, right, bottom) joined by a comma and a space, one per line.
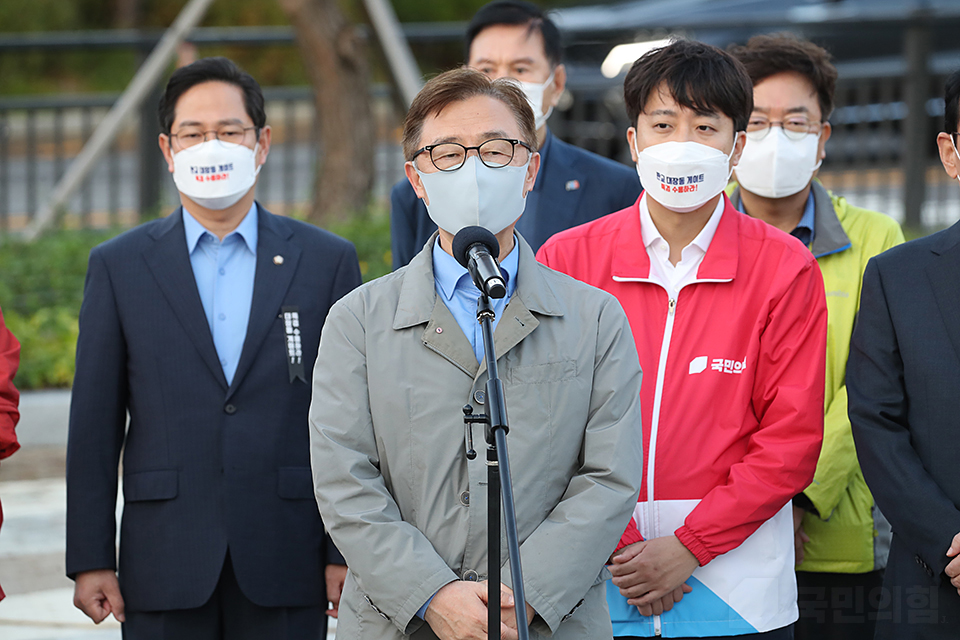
462, 292, 530, 640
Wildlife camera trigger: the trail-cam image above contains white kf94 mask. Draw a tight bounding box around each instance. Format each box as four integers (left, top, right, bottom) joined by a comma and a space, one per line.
635, 137, 739, 213
735, 128, 822, 198
516, 70, 556, 131
173, 140, 261, 210
416, 155, 529, 236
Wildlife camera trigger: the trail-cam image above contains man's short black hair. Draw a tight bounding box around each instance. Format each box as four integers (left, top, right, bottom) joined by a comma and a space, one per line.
466, 1, 562, 68
623, 40, 753, 133
945, 68, 960, 134
158, 57, 266, 135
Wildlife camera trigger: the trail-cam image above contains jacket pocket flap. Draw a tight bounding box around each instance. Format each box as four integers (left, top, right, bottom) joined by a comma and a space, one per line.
510, 359, 577, 384
278, 466, 314, 500
123, 469, 178, 502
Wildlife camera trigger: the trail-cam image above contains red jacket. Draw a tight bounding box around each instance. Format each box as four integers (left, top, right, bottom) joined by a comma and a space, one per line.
538, 194, 825, 562
537, 194, 825, 636
0, 306, 21, 601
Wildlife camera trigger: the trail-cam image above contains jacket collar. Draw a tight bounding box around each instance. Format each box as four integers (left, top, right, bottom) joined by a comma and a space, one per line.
612, 192, 740, 282
808, 181, 851, 258
929, 218, 960, 256
531, 132, 587, 234
226, 207, 300, 400
728, 181, 852, 259
394, 231, 563, 380
927, 220, 960, 366
144, 204, 300, 397
393, 231, 564, 332
145, 208, 228, 388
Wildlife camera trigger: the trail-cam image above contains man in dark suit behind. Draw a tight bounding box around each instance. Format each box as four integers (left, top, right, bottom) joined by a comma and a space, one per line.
390, 0, 641, 269
847, 68, 960, 639
66, 57, 362, 639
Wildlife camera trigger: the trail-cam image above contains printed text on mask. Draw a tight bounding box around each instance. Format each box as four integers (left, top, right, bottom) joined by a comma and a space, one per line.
191, 163, 235, 182
656, 171, 704, 194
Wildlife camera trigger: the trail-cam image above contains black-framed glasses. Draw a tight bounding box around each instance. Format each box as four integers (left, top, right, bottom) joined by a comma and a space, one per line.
412, 138, 533, 172
171, 125, 259, 149
746, 116, 823, 141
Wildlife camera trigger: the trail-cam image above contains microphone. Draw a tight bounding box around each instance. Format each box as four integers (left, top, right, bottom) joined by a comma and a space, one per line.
452, 226, 507, 299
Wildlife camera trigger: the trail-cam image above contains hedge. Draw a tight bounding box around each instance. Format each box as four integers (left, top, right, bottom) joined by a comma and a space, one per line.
0, 206, 392, 390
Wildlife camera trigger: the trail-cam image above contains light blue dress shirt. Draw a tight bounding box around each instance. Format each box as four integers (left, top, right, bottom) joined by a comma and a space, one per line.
182, 203, 258, 386
432, 236, 519, 364
414, 235, 519, 619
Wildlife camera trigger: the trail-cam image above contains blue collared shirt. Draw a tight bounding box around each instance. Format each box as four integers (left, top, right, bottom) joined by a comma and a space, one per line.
432, 236, 519, 364
415, 237, 518, 619
792, 191, 816, 247
737, 190, 815, 247
182, 203, 258, 386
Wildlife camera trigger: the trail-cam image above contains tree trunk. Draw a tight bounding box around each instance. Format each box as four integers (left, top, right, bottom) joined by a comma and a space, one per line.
113, 0, 143, 29
278, 0, 375, 226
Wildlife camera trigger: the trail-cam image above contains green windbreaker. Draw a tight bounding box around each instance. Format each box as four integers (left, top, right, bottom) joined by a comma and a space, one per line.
728, 181, 904, 573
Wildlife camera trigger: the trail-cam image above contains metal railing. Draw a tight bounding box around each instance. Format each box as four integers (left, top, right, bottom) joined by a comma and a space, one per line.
0, 86, 407, 233
550, 56, 960, 230
2, 21, 959, 234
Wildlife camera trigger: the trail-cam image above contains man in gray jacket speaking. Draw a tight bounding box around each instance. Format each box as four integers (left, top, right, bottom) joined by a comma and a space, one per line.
309, 68, 643, 640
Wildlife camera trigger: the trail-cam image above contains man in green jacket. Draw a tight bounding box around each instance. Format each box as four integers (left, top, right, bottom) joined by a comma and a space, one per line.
727, 34, 904, 640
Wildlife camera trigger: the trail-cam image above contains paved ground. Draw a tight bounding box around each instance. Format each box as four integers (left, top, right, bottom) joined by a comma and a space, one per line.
0, 390, 119, 639
0, 390, 336, 639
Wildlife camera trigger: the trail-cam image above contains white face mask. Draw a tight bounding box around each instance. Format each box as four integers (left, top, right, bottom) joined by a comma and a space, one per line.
516, 70, 556, 130
735, 128, 822, 198
172, 139, 261, 210
416, 155, 529, 236
635, 137, 739, 213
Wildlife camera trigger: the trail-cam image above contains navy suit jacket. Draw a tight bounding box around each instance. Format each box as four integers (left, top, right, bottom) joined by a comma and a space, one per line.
390, 130, 641, 269
66, 204, 362, 612
848, 220, 960, 637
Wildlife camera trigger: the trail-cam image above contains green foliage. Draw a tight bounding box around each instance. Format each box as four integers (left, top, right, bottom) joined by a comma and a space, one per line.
0, 0, 592, 96
0, 229, 119, 389
4, 306, 79, 389
327, 205, 393, 283
902, 225, 930, 242
0, 201, 394, 389
391, 0, 490, 22
0, 230, 116, 317
289, 202, 393, 283
0, 0, 92, 32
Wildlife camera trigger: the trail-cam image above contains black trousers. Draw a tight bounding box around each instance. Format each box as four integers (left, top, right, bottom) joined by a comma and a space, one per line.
617, 624, 794, 640
122, 552, 327, 640
795, 569, 885, 640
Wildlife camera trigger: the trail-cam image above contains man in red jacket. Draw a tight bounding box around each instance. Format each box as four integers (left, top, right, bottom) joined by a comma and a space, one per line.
0, 305, 22, 602
537, 40, 826, 639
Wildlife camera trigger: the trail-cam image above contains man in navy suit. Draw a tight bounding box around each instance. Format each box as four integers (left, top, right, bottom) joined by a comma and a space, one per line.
847, 68, 960, 639
389, 0, 640, 269
66, 57, 361, 639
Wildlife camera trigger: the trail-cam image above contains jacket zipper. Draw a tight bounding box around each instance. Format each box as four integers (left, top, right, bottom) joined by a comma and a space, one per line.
611, 274, 731, 637
649, 295, 675, 637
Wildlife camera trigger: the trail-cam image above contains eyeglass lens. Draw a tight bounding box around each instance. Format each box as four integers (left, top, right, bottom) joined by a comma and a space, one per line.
429, 139, 524, 171
745, 117, 819, 141
174, 126, 253, 148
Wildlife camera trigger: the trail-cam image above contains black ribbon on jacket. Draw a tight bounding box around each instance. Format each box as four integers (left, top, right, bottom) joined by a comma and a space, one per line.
281, 306, 306, 383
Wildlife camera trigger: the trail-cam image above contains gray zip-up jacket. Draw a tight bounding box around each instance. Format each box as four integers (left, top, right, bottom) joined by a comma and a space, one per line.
309, 233, 643, 639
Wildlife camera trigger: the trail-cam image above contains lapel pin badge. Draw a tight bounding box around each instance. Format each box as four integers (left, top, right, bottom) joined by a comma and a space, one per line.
273, 255, 284, 265
565, 179, 580, 192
